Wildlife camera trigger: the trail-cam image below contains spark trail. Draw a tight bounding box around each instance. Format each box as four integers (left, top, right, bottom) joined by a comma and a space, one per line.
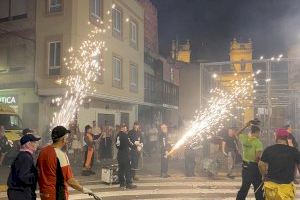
50, 8, 114, 128
169, 74, 256, 154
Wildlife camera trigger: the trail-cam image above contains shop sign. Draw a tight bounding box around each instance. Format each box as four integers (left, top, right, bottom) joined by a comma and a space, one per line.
0, 95, 18, 105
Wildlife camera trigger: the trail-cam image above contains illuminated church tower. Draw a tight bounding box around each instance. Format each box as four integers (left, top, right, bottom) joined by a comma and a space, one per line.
229, 38, 254, 123
171, 39, 191, 63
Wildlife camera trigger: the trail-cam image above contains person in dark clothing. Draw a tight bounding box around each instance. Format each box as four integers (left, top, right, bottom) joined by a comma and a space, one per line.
0, 125, 12, 166
100, 126, 113, 160
82, 125, 96, 176
128, 121, 143, 181
285, 124, 298, 149
22, 128, 34, 136
7, 134, 41, 200
159, 123, 171, 178
116, 124, 137, 189
259, 128, 300, 200
285, 124, 299, 184
222, 127, 239, 179
184, 145, 196, 177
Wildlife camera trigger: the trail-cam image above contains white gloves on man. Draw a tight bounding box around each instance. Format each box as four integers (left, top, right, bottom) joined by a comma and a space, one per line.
82, 186, 93, 194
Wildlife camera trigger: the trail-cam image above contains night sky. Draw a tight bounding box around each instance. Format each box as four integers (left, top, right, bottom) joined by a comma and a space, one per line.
151, 0, 300, 61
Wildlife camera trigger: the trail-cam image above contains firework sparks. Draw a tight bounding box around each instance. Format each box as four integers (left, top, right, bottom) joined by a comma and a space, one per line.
169, 74, 256, 154
50, 10, 113, 128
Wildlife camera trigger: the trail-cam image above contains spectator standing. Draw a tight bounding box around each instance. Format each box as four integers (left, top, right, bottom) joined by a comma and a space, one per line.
259, 128, 300, 200
159, 123, 171, 178
222, 127, 239, 179
128, 121, 143, 180
100, 126, 113, 160
116, 124, 137, 189
82, 125, 96, 176
0, 125, 13, 166
236, 122, 264, 200
37, 126, 94, 200
7, 134, 40, 200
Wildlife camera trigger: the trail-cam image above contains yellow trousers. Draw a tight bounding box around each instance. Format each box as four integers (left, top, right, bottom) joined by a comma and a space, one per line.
264, 181, 295, 200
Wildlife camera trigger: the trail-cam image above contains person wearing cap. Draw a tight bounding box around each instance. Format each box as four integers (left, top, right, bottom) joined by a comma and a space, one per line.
259, 128, 300, 200
37, 126, 94, 200
236, 121, 264, 200
128, 121, 143, 181
7, 134, 40, 200
22, 128, 34, 136
116, 124, 137, 189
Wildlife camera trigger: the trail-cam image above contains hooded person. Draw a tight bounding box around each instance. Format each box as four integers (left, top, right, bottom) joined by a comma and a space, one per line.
37, 126, 94, 200
7, 134, 41, 200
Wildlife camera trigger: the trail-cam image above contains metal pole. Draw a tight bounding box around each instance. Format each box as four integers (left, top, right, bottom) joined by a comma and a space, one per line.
266, 60, 272, 145
199, 63, 204, 109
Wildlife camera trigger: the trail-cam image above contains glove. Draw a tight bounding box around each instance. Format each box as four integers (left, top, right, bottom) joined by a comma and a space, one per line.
82, 186, 93, 194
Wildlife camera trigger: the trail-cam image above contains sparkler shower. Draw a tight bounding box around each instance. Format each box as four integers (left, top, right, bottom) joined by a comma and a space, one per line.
50, 8, 114, 128
169, 72, 259, 154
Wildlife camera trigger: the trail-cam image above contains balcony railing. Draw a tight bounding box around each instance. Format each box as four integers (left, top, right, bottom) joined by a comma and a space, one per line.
144, 73, 178, 106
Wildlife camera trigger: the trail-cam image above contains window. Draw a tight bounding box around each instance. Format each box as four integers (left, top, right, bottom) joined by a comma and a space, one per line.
112, 56, 122, 87
48, 41, 61, 76
90, 0, 101, 19
170, 67, 174, 82
112, 7, 122, 38
92, 54, 103, 82
130, 21, 137, 43
7, 44, 26, 71
0, 0, 27, 22
48, 0, 62, 13
130, 64, 138, 92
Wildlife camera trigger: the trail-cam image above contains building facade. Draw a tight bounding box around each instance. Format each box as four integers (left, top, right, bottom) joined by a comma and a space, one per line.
0, 0, 144, 134
0, 0, 39, 130
137, 0, 179, 131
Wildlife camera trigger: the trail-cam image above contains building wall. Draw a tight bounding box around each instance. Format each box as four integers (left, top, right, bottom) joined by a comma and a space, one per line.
0, 0, 36, 88
137, 0, 159, 54
0, 0, 40, 131
179, 64, 200, 122
34, 0, 144, 132
161, 58, 180, 86
36, 0, 144, 101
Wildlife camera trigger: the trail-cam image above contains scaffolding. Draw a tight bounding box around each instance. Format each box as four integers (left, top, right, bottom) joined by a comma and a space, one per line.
199, 58, 300, 145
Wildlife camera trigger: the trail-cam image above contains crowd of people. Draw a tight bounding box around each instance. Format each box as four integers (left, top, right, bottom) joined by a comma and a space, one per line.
1, 118, 300, 200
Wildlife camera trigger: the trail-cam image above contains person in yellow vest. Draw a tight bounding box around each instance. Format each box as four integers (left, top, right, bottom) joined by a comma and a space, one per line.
259, 128, 300, 200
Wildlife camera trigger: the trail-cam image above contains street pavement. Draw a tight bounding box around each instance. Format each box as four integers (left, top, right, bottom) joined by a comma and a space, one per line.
0, 154, 299, 199
1, 174, 299, 200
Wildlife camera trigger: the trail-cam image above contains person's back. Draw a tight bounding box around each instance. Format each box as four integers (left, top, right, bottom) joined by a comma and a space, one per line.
116, 131, 130, 157
262, 144, 299, 184
7, 151, 37, 199
38, 144, 76, 199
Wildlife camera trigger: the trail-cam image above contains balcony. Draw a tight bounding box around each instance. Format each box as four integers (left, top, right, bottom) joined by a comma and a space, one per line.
144, 73, 178, 107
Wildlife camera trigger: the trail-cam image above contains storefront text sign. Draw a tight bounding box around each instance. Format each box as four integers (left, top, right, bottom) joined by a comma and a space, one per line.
0, 95, 18, 105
